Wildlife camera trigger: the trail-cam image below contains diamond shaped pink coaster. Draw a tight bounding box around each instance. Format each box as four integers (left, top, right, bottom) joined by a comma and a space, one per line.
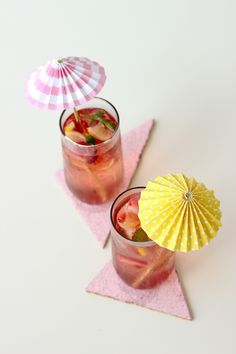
86, 261, 192, 320
56, 120, 153, 247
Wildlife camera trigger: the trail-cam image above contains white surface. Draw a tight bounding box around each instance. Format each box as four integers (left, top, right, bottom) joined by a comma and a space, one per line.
0, 1, 235, 353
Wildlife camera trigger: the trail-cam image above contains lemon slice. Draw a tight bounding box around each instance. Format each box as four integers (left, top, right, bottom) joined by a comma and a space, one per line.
65, 130, 86, 143
87, 123, 114, 141
64, 121, 75, 133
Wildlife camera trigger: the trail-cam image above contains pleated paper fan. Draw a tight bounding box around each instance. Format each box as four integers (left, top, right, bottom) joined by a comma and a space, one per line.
138, 173, 222, 252
25, 56, 106, 110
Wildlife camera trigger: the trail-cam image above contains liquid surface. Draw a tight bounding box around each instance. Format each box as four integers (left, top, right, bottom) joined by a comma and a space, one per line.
63, 108, 117, 145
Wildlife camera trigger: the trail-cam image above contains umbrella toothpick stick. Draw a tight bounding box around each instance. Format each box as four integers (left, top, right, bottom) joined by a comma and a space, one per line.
132, 248, 169, 288
73, 107, 84, 132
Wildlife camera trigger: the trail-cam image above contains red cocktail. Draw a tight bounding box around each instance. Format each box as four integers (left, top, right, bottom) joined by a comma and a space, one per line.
110, 187, 175, 289
60, 98, 123, 204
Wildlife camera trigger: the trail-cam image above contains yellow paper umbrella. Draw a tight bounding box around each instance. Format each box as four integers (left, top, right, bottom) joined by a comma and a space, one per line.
138, 173, 222, 252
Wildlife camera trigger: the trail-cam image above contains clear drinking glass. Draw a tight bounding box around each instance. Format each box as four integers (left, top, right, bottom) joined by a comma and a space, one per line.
110, 187, 175, 289
60, 97, 124, 204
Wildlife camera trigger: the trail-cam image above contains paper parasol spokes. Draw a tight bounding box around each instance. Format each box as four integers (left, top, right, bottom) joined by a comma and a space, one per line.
138, 173, 222, 252
25, 56, 106, 110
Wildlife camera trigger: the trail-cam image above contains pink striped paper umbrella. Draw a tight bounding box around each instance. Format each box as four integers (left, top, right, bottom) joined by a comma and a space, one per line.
25, 56, 106, 125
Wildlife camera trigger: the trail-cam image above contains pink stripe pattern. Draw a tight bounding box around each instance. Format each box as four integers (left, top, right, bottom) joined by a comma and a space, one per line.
25, 57, 106, 110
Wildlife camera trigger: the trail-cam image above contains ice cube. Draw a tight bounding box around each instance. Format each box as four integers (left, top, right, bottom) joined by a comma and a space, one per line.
87, 122, 114, 141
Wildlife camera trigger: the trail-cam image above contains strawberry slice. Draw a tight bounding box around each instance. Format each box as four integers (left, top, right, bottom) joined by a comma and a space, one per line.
117, 210, 126, 223
87, 122, 114, 141
65, 130, 86, 143
116, 199, 141, 240
127, 195, 139, 215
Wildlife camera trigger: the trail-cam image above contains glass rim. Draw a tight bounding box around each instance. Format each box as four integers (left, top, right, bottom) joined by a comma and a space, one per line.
110, 186, 157, 247
59, 96, 120, 149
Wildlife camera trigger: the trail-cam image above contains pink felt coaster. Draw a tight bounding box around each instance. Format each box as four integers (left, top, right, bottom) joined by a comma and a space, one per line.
56, 120, 153, 247
86, 261, 192, 320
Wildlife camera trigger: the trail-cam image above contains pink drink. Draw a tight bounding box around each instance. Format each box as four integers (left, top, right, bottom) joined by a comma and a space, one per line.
60, 98, 124, 204
110, 187, 175, 289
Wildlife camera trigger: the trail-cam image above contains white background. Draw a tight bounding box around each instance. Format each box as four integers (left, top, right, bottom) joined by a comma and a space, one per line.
0, 1, 235, 353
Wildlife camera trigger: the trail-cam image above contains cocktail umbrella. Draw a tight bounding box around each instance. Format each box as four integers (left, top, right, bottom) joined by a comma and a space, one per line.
26, 56, 106, 109
25, 56, 106, 128
25, 56, 107, 200
139, 173, 222, 252
133, 173, 222, 287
